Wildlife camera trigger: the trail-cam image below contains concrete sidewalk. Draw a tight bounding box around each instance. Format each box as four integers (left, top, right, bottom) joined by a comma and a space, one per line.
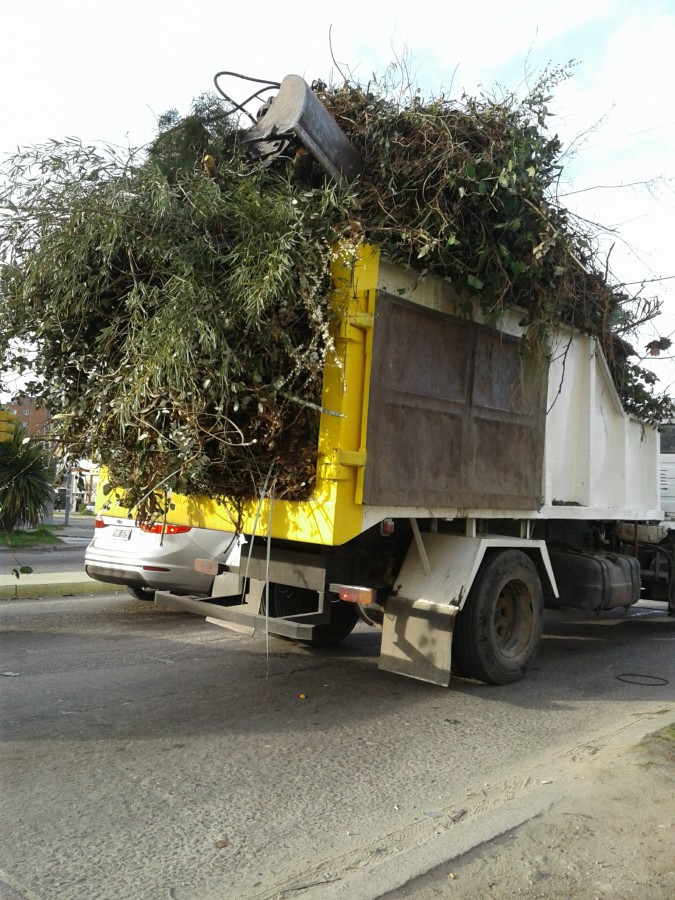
0, 570, 113, 600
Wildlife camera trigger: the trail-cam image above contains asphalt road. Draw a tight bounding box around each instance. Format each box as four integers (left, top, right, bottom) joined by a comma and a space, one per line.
0, 516, 93, 577
0, 544, 87, 575
1, 594, 673, 899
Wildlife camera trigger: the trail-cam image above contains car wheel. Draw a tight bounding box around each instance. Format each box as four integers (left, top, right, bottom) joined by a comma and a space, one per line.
126, 585, 156, 602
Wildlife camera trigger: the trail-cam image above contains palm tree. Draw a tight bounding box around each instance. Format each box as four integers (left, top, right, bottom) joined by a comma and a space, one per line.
0, 424, 55, 531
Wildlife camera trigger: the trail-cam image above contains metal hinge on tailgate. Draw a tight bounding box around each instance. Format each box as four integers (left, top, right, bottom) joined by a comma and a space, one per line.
320, 448, 367, 481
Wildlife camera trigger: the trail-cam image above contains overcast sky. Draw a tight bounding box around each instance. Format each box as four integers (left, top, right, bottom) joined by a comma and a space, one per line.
3, 0, 674, 393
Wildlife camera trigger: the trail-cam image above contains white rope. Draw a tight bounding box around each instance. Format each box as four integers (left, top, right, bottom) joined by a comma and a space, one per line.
264, 493, 275, 677
240, 462, 275, 602
237, 463, 275, 678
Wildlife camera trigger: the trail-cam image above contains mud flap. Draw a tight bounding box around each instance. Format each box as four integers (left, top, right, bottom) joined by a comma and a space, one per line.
378, 531, 555, 686
380, 597, 457, 686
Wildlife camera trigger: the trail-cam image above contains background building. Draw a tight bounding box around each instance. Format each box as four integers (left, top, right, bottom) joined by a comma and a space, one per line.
1, 395, 50, 437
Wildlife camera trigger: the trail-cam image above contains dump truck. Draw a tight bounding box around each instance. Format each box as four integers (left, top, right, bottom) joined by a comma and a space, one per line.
96, 242, 672, 686
96, 76, 673, 685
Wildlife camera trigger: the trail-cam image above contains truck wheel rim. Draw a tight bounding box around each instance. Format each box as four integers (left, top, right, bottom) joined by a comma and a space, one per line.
493, 580, 533, 658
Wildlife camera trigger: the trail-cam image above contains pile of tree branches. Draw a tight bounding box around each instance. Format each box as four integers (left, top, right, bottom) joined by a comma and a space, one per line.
320, 74, 668, 421
1, 72, 671, 515
0, 96, 355, 514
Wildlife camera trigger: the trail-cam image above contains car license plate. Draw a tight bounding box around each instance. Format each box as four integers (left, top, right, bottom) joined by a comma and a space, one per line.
111, 527, 132, 541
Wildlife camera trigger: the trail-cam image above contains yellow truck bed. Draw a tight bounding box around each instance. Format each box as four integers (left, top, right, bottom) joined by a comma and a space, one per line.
100, 244, 660, 544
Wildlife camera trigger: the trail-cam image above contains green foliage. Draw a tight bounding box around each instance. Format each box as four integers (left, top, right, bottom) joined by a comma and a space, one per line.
0, 524, 61, 549
0, 425, 56, 532
321, 73, 670, 417
610, 360, 674, 425
148, 93, 234, 177
1, 71, 672, 513
1, 98, 353, 514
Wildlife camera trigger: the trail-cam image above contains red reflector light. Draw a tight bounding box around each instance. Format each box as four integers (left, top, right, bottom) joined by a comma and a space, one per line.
140, 523, 192, 535
94, 516, 107, 528
142, 565, 171, 572
328, 583, 376, 605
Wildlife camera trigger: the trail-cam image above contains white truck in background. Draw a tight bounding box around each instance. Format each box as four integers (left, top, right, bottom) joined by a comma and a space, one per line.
659, 424, 675, 519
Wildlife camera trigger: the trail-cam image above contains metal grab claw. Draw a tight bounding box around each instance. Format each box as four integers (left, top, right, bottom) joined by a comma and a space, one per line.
243, 74, 363, 186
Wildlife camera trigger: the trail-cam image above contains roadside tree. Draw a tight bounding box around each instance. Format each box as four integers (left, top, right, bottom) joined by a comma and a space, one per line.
0, 424, 55, 532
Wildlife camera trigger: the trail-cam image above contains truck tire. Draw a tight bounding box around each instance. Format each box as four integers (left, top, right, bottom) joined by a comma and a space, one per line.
452, 549, 543, 685
267, 584, 359, 647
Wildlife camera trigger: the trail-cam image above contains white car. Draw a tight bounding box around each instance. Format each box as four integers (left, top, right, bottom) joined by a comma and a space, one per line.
85, 515, 238, 600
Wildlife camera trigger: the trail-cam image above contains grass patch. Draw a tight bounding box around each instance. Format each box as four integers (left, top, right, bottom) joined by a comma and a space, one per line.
655, 723, 675, 745
639, 722, 675, 769
0, 525, 64, 549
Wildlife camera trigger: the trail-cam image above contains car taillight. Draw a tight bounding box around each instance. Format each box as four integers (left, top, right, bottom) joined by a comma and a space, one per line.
139, 522, 192, 535
94, 515, 107, 528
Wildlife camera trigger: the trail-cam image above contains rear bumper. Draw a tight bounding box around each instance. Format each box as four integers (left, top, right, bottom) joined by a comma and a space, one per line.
85, 564, 151, 589
84, 559, 213, 594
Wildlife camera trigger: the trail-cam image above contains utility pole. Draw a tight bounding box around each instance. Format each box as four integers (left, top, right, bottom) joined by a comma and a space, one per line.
64, 468, 73, 525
